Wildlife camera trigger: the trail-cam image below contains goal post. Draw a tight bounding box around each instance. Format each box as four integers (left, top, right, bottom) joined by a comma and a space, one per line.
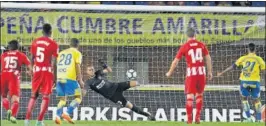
1, 2, 265, 122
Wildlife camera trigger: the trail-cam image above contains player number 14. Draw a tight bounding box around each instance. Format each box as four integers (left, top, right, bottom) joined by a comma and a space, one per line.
188, 48, 203, 63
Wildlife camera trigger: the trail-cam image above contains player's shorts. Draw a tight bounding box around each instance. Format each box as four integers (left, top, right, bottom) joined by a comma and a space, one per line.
32, 71, 54, 95
1, 72, 20, 97
240, 80, 260, 98
109, 81, 130, 106
185, 75, 206, 94
56, 79, 81, 97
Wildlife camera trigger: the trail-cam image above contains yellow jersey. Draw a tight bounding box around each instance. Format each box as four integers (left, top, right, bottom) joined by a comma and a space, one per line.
235, 53, 265, 82
57, 47, 82, 81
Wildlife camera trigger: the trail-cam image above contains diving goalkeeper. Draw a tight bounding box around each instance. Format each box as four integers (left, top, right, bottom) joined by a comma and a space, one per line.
86, 59, 155, 121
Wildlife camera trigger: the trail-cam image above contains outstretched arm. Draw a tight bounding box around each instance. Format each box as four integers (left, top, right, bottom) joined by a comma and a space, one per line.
98, 59, 112, 73
166, 58, 180, 77
103, 66, 112, 73
218, 56, 242, 77
217, 65, 235, 77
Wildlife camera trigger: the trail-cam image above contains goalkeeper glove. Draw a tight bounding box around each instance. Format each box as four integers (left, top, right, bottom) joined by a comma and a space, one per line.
98, 59, 108, 69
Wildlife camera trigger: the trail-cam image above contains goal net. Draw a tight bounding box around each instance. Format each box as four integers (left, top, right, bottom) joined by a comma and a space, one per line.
1, 2, 265, 122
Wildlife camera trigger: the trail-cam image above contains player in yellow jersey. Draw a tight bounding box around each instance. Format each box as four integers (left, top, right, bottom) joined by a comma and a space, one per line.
55, 38, 84, 125
218, 43, 265, 122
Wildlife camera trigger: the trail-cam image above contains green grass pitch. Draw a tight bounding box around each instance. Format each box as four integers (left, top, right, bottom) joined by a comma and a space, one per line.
1, 120, 264, 126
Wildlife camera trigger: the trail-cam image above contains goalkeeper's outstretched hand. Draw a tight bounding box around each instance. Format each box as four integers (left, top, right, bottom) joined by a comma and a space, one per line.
98, 58, 108, 69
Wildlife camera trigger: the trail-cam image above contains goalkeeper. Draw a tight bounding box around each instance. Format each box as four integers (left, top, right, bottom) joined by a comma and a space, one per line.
218, 43, 265, 122
86, 59, 155, 121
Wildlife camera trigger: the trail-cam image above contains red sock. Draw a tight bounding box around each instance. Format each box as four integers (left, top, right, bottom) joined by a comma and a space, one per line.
25, 97, 36, 120
196, 95, 203, 120
186, 97, 193, 122
37, 96, 50, 121
11, 101, 19, 117
2, 98, 10, 110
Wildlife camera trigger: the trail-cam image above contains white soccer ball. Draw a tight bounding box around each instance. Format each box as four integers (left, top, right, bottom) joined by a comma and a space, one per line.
126, 69, 137, 80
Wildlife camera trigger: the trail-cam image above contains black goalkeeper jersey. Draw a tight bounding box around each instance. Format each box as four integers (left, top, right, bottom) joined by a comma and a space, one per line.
86, 70, 118, 99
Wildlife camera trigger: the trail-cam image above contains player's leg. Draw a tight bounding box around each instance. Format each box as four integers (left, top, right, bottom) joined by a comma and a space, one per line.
1, 73, 10, 113
36, 72, 53, 126
253, 98, 262, 122
8, 75, 21, 123
10, 95, 19, 123
129, 81, 137, 88
240, 81, 252, 122
185, 77, 195, 124
251, 83, 262, 122
25, 92, 39, 126
2, 96, 11, 121
195, 76, 206, 124
2, 96, 10, 111
25, 72, 41, 121
125, 100, 155, 120
112, 92, 155, 120
1, 80, 11, 121
117, 81, 135, 91
195, 93, 203, 123
55, 81, 67, 124
186, 94, 194, 124
36, 94, 50, 123
61, 95, 81, 124
62, 80, 82, 124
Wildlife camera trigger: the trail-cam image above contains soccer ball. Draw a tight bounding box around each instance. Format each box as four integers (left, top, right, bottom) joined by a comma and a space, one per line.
126, 69, 137, 80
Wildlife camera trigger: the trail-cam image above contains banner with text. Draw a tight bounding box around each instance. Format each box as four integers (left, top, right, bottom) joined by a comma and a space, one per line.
1, 90, 265, 122
1, 11, 265, 46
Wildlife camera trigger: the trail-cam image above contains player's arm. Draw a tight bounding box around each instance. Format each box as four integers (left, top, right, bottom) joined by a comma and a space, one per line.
166, 46, 183, 77
23, 53, 33, 76
103, 66, 112, 73
52, 44, 59, 87
217, 65, 234, 77
98, 59, 112, 73
76, 63, 84, 87
201, 44, 213, 80
205, 54, 213, 80
76, 52, 84, 88
52, 57, 57, 84
217, 57, 242, 77
259, 57, 266, 76
166, 58, 180, 77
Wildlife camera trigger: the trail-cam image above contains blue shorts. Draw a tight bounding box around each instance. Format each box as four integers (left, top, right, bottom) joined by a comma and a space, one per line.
240, 81, 260, 98
56, 79, 81, 97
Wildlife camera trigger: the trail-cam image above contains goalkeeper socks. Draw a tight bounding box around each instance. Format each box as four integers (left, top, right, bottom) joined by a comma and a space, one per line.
37, 97, 50, 121
195, 95, 203, 119
11, 101, 19, 117
186, 97, 193, 122
131, 105, 150, 117
255, 101, 262, 120
25, 97, 37, 120
56, 100, 67, 117
67, 98, 81, 115
242, 100, 251, 118
2, 98, 10, 110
